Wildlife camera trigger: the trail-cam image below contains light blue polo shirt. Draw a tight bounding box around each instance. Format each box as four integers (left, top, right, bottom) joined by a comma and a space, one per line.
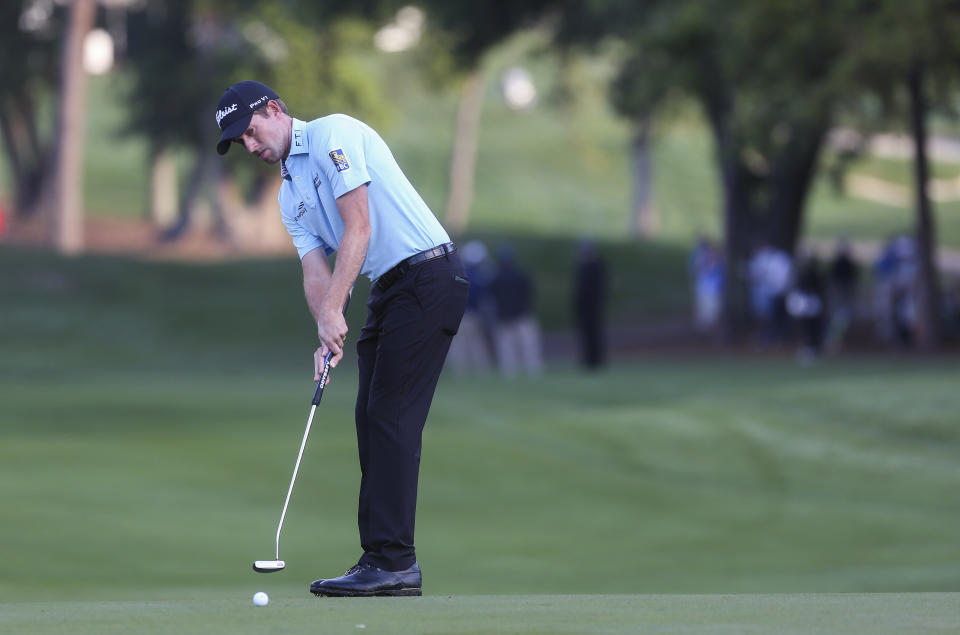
278, 115, 450, 281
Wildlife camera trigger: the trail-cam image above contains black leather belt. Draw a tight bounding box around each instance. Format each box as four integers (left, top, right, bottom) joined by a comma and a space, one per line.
376, 242, 457, 290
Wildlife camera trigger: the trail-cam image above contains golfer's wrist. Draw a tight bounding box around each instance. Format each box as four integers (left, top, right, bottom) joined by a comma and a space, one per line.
317, 296, 341, 318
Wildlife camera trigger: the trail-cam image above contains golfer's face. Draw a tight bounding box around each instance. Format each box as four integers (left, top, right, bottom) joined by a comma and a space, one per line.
237, 111, 284, 164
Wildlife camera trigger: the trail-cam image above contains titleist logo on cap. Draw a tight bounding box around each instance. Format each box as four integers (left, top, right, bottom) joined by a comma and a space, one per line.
216, 103, 238, 127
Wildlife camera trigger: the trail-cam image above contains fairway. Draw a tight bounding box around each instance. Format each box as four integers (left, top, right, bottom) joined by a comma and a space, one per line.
2, 363, 959, 595
3, 594, 958, 634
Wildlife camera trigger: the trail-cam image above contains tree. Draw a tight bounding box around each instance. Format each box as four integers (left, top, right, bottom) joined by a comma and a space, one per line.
0, 2, 65, 218
416, 0, 556, 235
0, 0, 96, 253
845, 1, 960, 349
556, 0, 863, 337
50, 0, 97, 253
121, 0, 395, 244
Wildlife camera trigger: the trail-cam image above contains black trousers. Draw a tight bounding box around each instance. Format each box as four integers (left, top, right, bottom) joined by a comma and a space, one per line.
355, 251, 468, 571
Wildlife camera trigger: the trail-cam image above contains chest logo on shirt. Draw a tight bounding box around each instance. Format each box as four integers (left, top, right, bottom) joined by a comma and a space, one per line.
313, 172, 321, 188
295, 201, 307, 222
329, 148, 350, 172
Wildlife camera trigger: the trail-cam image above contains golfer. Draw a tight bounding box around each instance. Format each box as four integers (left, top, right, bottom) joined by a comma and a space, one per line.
215, 80, 469, 597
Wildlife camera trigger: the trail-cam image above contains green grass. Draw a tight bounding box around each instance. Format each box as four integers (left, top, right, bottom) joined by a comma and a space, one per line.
7, 357, 958, 600
82, 76, 152, 218
3, 595, 958, 634
2, 247, 959, 627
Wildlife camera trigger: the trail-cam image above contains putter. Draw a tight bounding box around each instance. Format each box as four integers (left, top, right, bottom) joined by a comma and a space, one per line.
254, 297, 350, 573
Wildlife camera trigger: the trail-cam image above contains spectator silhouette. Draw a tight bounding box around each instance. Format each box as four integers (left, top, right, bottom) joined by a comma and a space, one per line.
825, 237, 859, 353
891, 235, 919, 347
749, 241, 793, 346
873, 236, 899, 343
787, 254, 826, 363
689, 236, 724, 332
489, 245, 541, 376
447, 240, 495, 372
573, 239, 608, 369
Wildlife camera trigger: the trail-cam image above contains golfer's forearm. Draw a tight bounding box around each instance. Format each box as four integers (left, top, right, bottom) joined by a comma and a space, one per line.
323, 229, 367, 313
304, 277, 328, 323
302, 250, 333, 322
321, 186, 370, 314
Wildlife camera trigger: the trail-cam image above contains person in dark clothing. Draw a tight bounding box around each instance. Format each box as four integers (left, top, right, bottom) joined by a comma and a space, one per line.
489, 246, 541, 375
825, 238, 859, 352
787, 255, 826, 363
573, 240, 608, 369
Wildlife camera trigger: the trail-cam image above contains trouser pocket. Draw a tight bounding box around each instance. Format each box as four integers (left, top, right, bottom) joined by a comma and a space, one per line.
441, 274, 470, 335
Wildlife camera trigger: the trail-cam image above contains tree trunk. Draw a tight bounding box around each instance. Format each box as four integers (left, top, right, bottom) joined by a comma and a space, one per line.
631, 116, 657, 238
0, 105, 27, 199
0, 97, 47, 215
704, 98, 752, 341
444, 69, 484, 236
720, 157, 753, 342
767, 120, 827, 253
150, 147, 179, 228
907, 62, 943, 350
49, 0, 96, 254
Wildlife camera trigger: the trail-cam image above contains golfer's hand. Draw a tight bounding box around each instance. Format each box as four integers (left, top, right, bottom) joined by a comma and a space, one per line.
317, 307, 348, 357
313, 346, 339, 385
315, 309, 346, 380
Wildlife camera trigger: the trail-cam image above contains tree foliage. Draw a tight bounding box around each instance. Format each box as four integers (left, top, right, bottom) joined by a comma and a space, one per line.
555, 0, 901, 332
418, 0, 556, 70
123, 0, 394, 151
841, 0, 960, 348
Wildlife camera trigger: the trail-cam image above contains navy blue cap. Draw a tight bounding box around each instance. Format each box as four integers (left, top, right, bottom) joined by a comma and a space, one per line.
215, 80, 280, 155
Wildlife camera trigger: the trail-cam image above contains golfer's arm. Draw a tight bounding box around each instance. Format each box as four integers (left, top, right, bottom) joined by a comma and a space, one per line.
301, 248, 333, 322
321, 184, 371, 314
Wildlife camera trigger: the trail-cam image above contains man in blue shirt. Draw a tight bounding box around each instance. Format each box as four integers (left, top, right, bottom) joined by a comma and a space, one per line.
216, 80, 468, 597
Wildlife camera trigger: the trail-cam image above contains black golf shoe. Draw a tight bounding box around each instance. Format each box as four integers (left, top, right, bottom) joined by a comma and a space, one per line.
310, 562, 422, 597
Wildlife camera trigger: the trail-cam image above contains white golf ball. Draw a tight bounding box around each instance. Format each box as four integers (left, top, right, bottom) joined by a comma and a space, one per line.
253, 591, 269, 606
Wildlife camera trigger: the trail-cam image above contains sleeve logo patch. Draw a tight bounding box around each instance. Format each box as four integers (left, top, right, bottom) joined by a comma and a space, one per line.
329, 148, 350, 172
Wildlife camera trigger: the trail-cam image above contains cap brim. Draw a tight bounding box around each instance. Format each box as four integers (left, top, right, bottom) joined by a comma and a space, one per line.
216, 115, 252, 155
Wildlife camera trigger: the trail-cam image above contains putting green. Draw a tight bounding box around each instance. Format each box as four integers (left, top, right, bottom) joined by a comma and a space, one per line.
3, 594, 957, 634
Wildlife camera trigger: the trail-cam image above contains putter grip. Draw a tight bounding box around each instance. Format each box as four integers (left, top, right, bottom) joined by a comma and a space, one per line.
311, 352, 333, 405
311, 294, 351, 405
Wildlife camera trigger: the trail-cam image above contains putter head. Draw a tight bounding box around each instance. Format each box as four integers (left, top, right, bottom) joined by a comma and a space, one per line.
253, 560, 286, 573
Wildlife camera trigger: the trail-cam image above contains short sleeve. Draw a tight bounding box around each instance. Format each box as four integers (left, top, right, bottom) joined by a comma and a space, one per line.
282, 211, 330, 260
316, 120, 372, 199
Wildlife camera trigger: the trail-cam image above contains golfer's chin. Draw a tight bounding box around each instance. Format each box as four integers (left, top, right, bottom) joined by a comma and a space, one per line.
259, 150, 280, 164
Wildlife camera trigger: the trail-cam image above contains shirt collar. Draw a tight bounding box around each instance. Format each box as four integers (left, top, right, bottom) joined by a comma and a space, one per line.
280, 118, 309, 179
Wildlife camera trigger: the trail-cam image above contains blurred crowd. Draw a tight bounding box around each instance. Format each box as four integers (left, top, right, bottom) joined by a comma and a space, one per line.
690, 234, 960, 362
446, 233, 960, 376
447, 239, 608, 376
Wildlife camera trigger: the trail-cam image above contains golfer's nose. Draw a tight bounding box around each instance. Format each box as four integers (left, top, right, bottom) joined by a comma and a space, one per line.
242, 137, 257, 153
